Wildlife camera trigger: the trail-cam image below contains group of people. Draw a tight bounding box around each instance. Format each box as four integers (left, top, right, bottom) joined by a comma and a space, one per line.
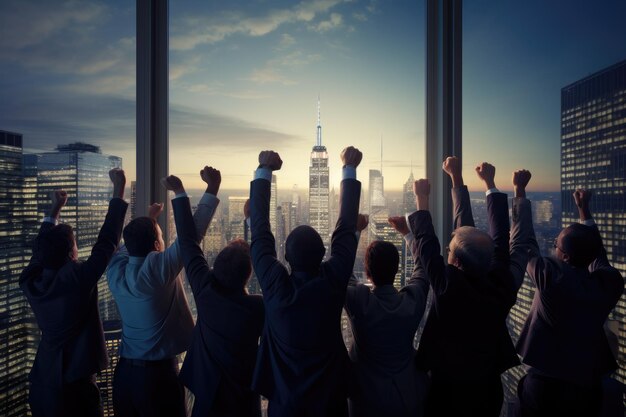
20, 146, 623, 417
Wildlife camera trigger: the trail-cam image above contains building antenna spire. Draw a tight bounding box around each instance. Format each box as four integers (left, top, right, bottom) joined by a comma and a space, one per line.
316, 95, 322, 147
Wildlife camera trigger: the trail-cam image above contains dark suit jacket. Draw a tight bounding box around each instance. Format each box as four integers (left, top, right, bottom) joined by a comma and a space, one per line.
19, 198, 127, 411
414, 187, 532, 381
172, 196, 265, 417
516, 221, 623, 385
250, 176, 361, 415
344, 232, 429, 417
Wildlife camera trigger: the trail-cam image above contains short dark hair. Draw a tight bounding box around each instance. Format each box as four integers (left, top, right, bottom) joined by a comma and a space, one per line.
123, 217, 158, 257
365, 240, 399, 286
285, 225, 325, 273
560, 223, 602, 268
37, 224, 74, 269
213, 239, 252, 290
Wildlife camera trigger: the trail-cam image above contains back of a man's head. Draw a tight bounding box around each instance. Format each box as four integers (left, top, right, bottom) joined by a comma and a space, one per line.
123, 217, 159, 257
285, 225, 325, 273
213, 239, 252, 291
38, 224, 75, 270
449, 226, 494, 276
558, 223, 602, 268
365, 240, 399, 286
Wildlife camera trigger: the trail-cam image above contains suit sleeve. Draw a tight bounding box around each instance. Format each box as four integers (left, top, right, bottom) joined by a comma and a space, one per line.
401, 232, 430, 311
587, 224, 624, 302
78, 198, 128, 287
172, 196, 217, 295
509, 197, 533, 291
409, 210, 448, 296
324, 178, 362, 288
20, 221, 57, 284
486, 192, 510, 268
451, 185, 475, 229
250, 178, 289, 296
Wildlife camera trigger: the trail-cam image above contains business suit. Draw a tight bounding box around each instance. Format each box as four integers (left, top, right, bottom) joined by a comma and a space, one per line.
514, 221, 623, 417
20, 198, 128, 417
413, 186, 532, 417
172, 196, 265, 417
249, 172, 361, 417
344, 231, 430, 417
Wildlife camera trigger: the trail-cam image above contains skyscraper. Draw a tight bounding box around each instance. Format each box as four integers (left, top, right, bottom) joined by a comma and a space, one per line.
0, 130, 39, 417
308, 98, 330, 248
228, 195, 248, 241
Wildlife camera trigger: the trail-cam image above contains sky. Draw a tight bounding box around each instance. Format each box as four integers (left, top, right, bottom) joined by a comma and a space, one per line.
1, 0, 626, 192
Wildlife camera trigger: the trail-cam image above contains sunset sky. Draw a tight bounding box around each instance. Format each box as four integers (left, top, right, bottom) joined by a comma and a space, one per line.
1, 0, 626, 192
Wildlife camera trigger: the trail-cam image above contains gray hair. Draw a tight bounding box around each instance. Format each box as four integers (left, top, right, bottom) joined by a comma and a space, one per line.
449, 226, 494, 276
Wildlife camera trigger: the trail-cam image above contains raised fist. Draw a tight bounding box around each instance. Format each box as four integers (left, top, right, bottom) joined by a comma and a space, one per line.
244, 199, 250, 218
109, 168, 126, 187
51, 190, 68, 208
388, 216, 410, 236
475, 162, 496, 188
442, 156, 462, 179
340, 146, 362, 168
258, 151, 283, 171
200, 166, 221, 195
148, 202, 164, 219
573, 189, 592, 209
512, 170, 532, 189
413, 179, 430, 197
161, 175, 185, 194
356, 214, 369, 233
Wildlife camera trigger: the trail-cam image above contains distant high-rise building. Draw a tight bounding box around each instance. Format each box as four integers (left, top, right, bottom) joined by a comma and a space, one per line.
228, 196, 248, 241
308, 98, 330, 248
130, 180, 137, 220
0, 130, 40, 417
402, 171, 416, 288
532, 200, 553, 225
368, 169, 386, 211
99, 321, 122, 417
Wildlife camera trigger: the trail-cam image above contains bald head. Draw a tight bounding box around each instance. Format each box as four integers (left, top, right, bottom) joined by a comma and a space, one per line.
448, 226, 494, 276
556, 224, 602, 268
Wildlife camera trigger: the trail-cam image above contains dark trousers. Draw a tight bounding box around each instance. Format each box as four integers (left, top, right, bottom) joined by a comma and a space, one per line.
268, 395, 348, 417
30, 375, 103, 417
514, 370, 602, 417
191, 380, 261, 417
113, 357, 186, 417
425, 374, 503, 417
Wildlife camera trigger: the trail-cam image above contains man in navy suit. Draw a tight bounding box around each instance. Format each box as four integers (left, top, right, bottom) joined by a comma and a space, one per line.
249, 148, 362, 417
168, 169, 265, 417
514, 189, 623, 417
412, 159, 533, 417
344, 209, 430, 417
20, 169, 128, 417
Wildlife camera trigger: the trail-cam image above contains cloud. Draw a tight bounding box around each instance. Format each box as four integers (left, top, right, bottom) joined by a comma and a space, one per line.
247, 50, 322, 85
312, 13, 343, 32
170, 0, 349, 51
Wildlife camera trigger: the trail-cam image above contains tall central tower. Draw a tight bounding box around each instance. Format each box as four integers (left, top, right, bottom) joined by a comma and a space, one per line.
308, 97, 330, 247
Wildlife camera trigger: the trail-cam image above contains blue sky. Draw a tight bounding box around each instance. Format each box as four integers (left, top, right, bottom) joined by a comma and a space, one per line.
1, 0, 625, 191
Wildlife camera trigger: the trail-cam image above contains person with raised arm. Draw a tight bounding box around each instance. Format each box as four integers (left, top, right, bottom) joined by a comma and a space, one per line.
513, 189, 623, 417
412, 159, 533, 417
343, 209, 430, 417
106, 167, 220, 417
20, 169, 128, 417
249, 148, 362, 417
167, 169, 265, 417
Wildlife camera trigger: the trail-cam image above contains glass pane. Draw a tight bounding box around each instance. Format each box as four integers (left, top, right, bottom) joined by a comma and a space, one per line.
0, 1, 136, 415
464, 1, 626, 412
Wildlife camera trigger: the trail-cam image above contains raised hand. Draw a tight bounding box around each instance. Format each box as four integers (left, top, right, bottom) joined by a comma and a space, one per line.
512, 169, 532, 198
413, 179, 430, 211
244, 199, 250, 219
442, 156, 463, 187
49, 190, 68, 218
258, 151, 283, 171
388, 216, 410, 236
356, 214, 369, 233
340, 146, 363, 168
148, 203, 164, 219
573, 189, 593, 221
109, 168, 126, 199
475, 162, 496, 190
200, 166, 221, 195
161, 175, 185, 195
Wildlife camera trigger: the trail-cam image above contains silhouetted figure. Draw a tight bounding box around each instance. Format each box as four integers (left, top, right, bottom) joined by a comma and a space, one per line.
106, 167, 219, 417
249, 149, 362, 417
413, 159, 533, 417
168, 170, 265, 417
513, 189, 624, 417
344, 214, 430, 417
20, 169, 128, 417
